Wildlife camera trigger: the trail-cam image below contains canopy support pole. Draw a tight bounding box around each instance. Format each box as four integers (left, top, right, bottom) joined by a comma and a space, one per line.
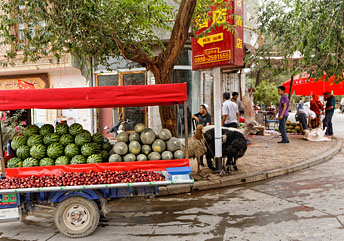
184, 101, 189, 158
0, 122, 5, 178
288, 75, 294, 99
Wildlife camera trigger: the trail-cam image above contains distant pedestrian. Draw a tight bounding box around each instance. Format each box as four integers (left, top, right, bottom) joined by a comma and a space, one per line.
323, 91, 335, 136
277, 86, 290, 143
192, 104, 212, 127
310, 94, 324, 128
231, 92, 244, 114
222, 92, 239, 128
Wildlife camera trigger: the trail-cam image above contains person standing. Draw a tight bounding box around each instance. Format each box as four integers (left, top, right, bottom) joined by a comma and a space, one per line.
192, 104, 212, 127
231, 92, 244, 114
277, 86, 290, 143
323, 91, 336, 136
310, 94, 324, 128
222, 92, 239, 128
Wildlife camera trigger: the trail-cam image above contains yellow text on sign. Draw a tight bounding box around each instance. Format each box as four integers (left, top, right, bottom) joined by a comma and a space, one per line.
194, 48, 231, 65
197, 33, 224, 47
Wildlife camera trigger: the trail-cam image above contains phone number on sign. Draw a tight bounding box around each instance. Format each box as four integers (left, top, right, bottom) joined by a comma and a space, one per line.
194, 52, 231, 65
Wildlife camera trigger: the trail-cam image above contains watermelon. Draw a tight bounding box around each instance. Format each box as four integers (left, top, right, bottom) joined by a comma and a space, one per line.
65, 143, 79, 157
123, 153, 136, 162
102, 142, 112, 152
23, 157, 39, 167
152, 139, 166, 153
39, 124, 54, 136
82, 129, 92, 137
140, 128, 156, 145
174, 150, 185, 159
60, 134, 74, 146
39, 158, 54, 166
129, 132, 140, 142
91, 143, 101, 153
148, 152, 161, 160
87, 154, 102, 164
129, 141, 141, 155
24, 125, 39, 137
113, 142, 128, 155
134, 123, 146, 133
109, 154, 122, 162
158, 129, 172, 141
92, 133, 104, 144
11, 136, 27, 150
7, 157, 23, 168
47, 143, 64, 159
99, 150, 109, 161
43, 133, 60, 145
162, 151, 173, 160
137, 154, 147, 161
55, 156, 70, 165
27, 135, 43, 147
167, 137, 182, 152
71, 155, 87, 164
81, 143, 97, 157
117, 132, 129, 143
56, 123, 69, 135
141, 145, 152, 156
16, 145, 31, 160
30, 144, 46, 160
75, 133, 92, 146
69, 123, 83, 136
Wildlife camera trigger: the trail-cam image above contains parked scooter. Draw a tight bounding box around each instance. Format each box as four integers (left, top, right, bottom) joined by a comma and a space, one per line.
104, 113, 135, 138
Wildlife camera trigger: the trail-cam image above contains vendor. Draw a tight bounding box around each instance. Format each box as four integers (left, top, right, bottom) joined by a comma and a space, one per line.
192, 104, 212, 127
310, 94, 324, 128
297, 107, 316, 130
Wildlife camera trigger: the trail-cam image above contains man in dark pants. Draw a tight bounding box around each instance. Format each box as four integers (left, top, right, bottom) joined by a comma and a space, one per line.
323, 91, 335, 136
277, 86, 290, 143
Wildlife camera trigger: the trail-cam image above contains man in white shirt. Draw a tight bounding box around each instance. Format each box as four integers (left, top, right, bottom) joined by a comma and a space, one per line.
297, 107, 316, 130
222, 92, 239, 128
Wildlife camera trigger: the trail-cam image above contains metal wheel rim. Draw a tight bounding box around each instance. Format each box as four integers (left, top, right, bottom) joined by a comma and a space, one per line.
63, 203, 91, 231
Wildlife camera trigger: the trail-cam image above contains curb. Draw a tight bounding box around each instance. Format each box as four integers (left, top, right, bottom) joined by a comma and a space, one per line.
158, 139, 343, 196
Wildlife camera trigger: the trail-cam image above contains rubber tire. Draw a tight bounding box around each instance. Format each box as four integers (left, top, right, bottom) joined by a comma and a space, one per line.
54, 196, 100, 238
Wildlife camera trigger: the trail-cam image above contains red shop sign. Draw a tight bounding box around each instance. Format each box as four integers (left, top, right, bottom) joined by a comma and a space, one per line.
192, 0, 244, 70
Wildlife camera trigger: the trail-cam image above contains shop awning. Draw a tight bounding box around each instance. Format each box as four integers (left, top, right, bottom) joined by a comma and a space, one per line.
0, 83, 187, 110
283, 73, 344, 96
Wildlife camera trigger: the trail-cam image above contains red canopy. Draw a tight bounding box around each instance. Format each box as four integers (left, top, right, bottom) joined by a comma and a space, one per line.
0, 83, 187, 111
283, 73, 344, 96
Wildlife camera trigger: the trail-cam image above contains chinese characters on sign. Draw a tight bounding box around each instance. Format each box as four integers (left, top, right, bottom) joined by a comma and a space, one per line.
192, 0, 244, 70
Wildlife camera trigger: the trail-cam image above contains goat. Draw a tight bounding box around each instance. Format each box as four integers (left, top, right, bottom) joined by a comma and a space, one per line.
188, 125, 207, 174
204, 127, 247, 173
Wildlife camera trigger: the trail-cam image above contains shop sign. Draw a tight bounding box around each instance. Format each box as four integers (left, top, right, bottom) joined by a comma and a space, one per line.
192, 0, 244, 70
0, 74, 48, 90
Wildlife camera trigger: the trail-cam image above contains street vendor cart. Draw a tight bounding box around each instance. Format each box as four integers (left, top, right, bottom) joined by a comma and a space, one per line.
0, 83, 193, 238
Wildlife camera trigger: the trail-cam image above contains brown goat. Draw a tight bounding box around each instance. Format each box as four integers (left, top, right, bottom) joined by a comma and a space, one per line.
188, 125, 207, 174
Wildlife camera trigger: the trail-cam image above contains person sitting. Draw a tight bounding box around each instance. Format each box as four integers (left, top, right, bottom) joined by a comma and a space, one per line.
192, 104, 212, 127
297, 107, 316, 131
310, 94, 324, 128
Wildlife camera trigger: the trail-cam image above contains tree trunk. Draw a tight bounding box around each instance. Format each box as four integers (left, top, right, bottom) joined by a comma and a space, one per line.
255, 69, 263, 87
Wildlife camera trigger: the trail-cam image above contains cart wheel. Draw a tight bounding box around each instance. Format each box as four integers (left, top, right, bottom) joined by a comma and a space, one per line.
54, 196, 100, 238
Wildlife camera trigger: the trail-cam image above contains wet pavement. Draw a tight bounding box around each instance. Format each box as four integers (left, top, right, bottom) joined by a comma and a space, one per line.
0, 149, 344, 241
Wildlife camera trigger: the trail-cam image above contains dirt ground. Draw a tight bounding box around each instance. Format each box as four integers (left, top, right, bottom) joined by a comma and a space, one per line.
189, 134, 338, 178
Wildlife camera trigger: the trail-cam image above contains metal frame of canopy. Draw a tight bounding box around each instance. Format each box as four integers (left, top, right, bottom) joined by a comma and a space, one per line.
0, 83, 189, 177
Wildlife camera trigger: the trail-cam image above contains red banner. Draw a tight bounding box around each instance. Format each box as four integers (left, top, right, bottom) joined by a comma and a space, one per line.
5, 159, 190, 178
192, 0, 244, 70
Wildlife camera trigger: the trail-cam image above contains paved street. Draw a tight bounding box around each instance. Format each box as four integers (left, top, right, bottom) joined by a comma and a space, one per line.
0, 114, 343, 241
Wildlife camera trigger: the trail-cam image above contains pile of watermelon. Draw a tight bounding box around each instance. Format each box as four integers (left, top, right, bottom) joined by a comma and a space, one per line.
109, 123, 185, 163
7, 123, 113, 168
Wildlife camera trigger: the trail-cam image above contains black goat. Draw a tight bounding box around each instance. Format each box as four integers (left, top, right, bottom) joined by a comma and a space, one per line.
204, 128, 247, 172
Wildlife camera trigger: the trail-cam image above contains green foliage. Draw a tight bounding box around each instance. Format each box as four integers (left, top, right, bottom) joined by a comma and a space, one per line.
251, 0, 344, 82
0, 0, 175, 68
254, 81, 280, 107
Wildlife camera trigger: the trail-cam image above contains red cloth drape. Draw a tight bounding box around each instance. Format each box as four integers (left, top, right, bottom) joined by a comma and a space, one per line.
0, 83, 187, 110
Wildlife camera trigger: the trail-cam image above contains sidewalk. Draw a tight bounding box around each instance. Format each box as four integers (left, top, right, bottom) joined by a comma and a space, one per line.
158, 135, 343, 195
